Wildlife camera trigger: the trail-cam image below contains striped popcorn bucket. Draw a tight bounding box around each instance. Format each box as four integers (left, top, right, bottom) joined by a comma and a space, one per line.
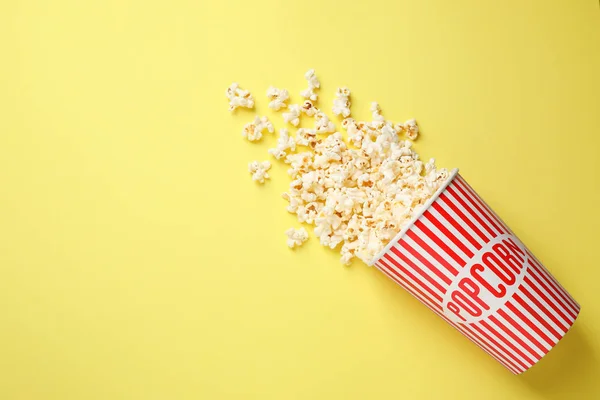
370, 169, 580, 374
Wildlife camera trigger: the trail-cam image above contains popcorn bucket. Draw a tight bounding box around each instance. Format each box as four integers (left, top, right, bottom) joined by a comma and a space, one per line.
370, 169, 580, 374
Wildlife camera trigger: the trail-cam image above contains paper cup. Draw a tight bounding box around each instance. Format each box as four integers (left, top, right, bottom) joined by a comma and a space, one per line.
370, 169, 580, 374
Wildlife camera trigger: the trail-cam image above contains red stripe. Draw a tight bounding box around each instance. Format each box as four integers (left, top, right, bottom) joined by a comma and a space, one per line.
514, 292, 562, 341
532, 258, 580, 310
451, 323, 520, 374
451, 181, 498, 238
526, 260, 577, 321
454, 177, 504, 235
406, 230, 459, 276
480, 320, 535, 365
525, 251, 579, 315
390, 247, 447, 294
377, 259, 441, 310
444, 185, 490, 242
523, 277, 570, 332
382, 255, 443, 304
376, 262, 519, 373
432, 200, 481, 250
457, 176, 510, 235
471, 323, 529, 371
414, 220, 466, 268
399, 240, 452, 285
489, 315, 541, 362
520, 284, 568, 332
423, 210, 473, 259
497, 309, 547, 355
525, 272, 574, 325
506, 301, 555, 348
488, 316, 541, 361
458, 323, 523, 373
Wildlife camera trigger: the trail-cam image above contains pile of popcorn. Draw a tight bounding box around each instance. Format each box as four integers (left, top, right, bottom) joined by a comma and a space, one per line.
227, 71, 450, 265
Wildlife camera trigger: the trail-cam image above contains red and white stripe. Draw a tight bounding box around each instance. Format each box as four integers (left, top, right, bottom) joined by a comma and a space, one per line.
373, 172, 580, 374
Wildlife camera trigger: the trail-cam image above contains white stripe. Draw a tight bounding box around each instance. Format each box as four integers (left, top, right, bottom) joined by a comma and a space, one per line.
528, 260, 579, 317
455, 177, 504, 236
385, 251, 444, 299
411, 222, 463, 274
403, 234, 455, 281
522, 279, 570, 333
376, 262, 519, 373
527, 251, 577, 305
437, 193, 487, 250
492, 312, 543, 362
464, 323, 527, 373
526, 253, 580, 312
448, 321, 520, 374
510, 295, 557, 347
376, 262, 432, 307
450, 179, 500, 238
462, 328, 522, 374
401, 236, 454, 285
527, 264, 576, 324
459, 176, 517, 238
427, 207, 478, 258
473, 320, 533, 369
502, 304, 552, 353
444, 182, 492, 242
419, 215, 469, 263
517, 285, 567, 336
472, 187, 517, 237
519, 283, 566, 340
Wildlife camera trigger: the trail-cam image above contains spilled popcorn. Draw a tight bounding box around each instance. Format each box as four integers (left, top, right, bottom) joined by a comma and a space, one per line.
248, 161, 271, 183
266, 86, 290, 111
286, 227, 309, 248
242, 116, 274, 142
282, 104, 301, 126
233, 70, 450, 265
301, 100, 317, 117
300, 69, 320, 102
226, 82, 255, 112
332, 87, 351, 118
268, 128, 296, 160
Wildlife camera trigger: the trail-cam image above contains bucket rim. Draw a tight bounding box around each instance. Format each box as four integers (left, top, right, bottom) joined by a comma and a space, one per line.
368, 168, 460, 266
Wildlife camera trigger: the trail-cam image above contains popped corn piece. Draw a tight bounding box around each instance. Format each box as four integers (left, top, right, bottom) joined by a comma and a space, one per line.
301, 100, 317, 117
285, 151, 314, 171
425, 158, 436, 174
285, 151, 314, 179
393, 122, 406, 135
314, 206, 343, 249
332, 87, 351, 117
296, 128, 320, 149
242, 116, 274, 142
266, 86, 290, 111
370, 102, 384, 121
342, 118, 365, 148
285, 227, 309, 248
248, 160, 271, 183
297, 202, 321, 224
340, 241, 357, 265
226, 82, 254, 112
300, 69, 320, 101
404, 119, 419, 140
282, 104, 301, 126
314, 111, 336, 134
269, 128, 296, 160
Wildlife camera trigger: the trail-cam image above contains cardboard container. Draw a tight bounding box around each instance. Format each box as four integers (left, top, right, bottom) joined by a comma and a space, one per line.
370, 169, 580, 374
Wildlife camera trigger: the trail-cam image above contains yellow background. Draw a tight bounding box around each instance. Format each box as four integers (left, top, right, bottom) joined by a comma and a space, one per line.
1, 0, 599, 398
